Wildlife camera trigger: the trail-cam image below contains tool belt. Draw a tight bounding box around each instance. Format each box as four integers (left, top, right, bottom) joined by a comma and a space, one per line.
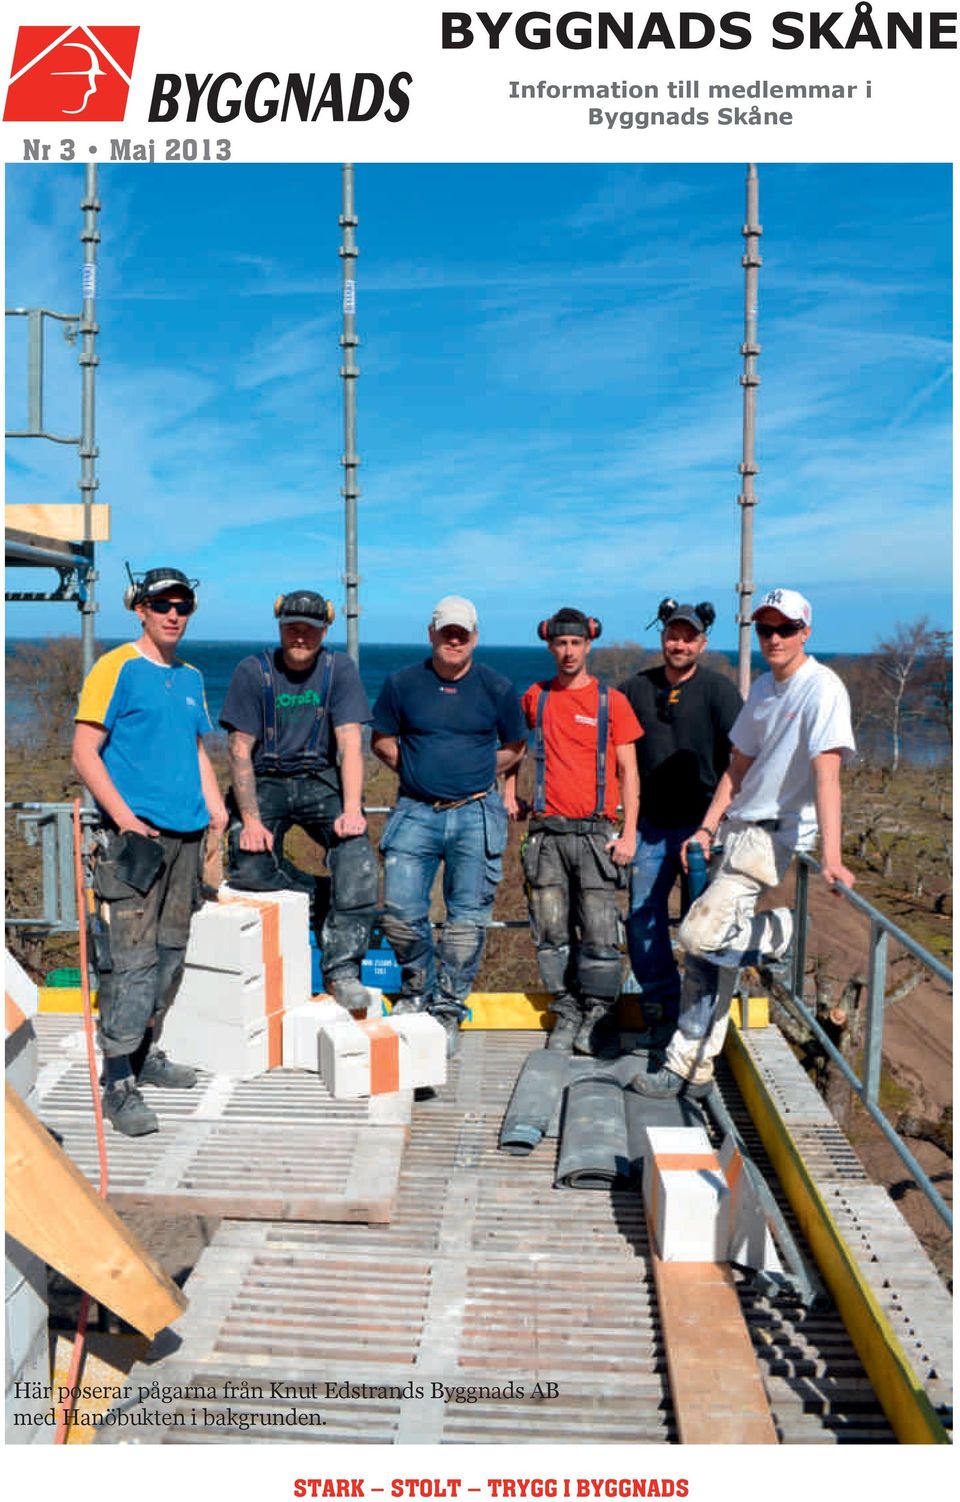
529, 814, 611, 836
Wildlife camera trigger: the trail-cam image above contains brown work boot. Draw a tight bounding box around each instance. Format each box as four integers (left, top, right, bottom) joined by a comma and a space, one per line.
573, 1003, 621, 1059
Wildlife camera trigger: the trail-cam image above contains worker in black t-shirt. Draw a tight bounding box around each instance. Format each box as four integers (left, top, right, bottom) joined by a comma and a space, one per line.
618, 599, 742, 1031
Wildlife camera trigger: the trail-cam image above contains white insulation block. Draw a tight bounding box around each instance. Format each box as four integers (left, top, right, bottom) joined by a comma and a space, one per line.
282, 998, 351, 1071
642, 1125, 730, 1263
319, 1012, 446, 1098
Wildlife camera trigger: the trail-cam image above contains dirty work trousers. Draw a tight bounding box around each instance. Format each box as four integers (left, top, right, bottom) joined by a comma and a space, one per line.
522, 817, 624, 1025
93, 829, 204, 1059
379, 792, 508, 1020
228, 769, 378, 989
665, 821, 794, 1084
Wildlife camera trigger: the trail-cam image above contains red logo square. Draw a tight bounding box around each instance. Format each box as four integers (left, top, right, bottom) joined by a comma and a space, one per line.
3, 25, 139, 122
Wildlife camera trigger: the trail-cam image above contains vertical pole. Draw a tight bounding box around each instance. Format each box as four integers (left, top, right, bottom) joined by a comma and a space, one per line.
791, 858, 809, 1001
736, 163, 762, 701
78, 164, 100, 680
339, 163, 361, 667
862, 923, 888, 1107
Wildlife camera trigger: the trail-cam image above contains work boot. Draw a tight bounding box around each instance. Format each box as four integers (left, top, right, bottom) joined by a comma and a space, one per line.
102, 1078, 160, 1136
573, 1003, 621, 1060
330, 975, 372, 1015
136, 1046, 198, 1090
390, 995, 428, 1016
545, 1014, 578, 1053
429, 1008, 463, 1060
627, 1066, 710, 1100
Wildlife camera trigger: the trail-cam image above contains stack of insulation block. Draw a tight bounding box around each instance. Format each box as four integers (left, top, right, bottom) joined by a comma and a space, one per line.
5, 952, 52, 1443
162, 887, 312, 1078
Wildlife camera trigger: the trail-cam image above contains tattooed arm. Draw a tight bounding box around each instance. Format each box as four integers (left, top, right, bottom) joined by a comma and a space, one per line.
228, 729, 273, 852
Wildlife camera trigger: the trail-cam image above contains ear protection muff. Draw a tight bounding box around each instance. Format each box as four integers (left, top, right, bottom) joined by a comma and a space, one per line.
655, 597, 680, 628
274, 592, 336, 625
537, 614, 602, 641
695, 601, 716, 631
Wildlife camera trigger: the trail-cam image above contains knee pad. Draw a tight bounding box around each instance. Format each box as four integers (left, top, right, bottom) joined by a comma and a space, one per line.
330, 837, 379, 911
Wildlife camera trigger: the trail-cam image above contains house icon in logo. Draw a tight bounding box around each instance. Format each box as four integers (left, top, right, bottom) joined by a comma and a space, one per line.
3, 25, 139, 122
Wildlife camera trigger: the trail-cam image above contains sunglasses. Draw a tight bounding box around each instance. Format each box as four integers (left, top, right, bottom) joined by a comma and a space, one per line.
147, 598, 194, 617
755, 621, 803, 640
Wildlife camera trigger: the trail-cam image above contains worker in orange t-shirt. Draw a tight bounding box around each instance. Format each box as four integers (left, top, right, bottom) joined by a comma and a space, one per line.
503, 608, 642, 1057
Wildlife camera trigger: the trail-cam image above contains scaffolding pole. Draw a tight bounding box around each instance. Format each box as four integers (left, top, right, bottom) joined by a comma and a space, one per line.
79, 163, 101, 679
736, 163, 762, 700
339, 164, 361, 666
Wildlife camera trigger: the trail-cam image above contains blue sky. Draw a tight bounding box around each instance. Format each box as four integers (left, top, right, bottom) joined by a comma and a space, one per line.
4, 162, 952, 651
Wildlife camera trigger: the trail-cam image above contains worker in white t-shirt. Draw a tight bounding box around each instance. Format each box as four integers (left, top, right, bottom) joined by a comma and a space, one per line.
631, 587, 856, 1098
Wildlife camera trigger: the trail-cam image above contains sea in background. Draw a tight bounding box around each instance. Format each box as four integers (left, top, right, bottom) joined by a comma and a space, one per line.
4, 637, 949, 764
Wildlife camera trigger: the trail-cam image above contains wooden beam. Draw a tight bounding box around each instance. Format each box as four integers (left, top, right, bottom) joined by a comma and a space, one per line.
5, 502, 110, 542
649, 1222, 778, 1444
5, 1084, 187, 1337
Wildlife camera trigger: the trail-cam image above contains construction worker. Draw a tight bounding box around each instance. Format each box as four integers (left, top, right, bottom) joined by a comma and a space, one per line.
632, 588, 856, 1098
72, 566, 228, 1136
505, 607, 642, 1058
220, 589, 378, 1011
371, 595, 527, 1057
618, 598, 742, 1033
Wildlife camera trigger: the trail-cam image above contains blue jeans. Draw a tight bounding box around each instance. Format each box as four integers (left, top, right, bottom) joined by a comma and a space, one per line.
625, 816, 698, 1024
379, 793, 508, 1019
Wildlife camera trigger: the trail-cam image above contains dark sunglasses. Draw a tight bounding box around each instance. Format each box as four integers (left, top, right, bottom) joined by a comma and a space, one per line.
755, 621, 803, 640
147, 598, 194, 617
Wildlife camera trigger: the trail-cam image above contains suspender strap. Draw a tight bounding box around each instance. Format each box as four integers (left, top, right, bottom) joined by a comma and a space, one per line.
259, 650, 279, 763
533, 681, 609, 819
257, 650, 336, 774
594, 683, 609, 819
533, 684, 549, 815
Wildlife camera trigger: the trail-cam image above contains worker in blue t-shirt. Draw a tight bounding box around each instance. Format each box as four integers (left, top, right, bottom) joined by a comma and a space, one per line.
73, 566, 229, 1138
371, 596, 527, 1057
220, 589, 379, 1013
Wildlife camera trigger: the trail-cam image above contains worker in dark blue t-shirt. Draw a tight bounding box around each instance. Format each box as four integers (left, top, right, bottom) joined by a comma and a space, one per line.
371, 595, 526, 1056
220, 589, 378, 1013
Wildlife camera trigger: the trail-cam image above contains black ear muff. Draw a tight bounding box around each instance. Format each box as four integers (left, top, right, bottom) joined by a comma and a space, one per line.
123, 583, 139, 610
696, 601, 716, 631
536, 619, 551, 641
587, 617, 603, 641
274, 595, 286, 618
657, 597, 679, 627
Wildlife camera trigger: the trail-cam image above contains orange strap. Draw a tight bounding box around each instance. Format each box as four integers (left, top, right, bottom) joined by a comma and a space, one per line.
361, 1020, 400, 1095
220, 896, 285, 1065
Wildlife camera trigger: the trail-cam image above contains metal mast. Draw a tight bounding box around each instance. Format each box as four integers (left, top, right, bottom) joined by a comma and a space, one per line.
339, 163, 361, 666
736, 163, 762, 699
79, 162, 101, 678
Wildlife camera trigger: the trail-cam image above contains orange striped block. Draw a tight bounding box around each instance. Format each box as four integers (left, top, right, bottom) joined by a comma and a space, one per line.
219, 896, 285, 1068
361, 1020, 401, 1095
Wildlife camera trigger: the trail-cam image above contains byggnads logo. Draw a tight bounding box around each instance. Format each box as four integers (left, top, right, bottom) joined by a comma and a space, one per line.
3, 25, 139, 121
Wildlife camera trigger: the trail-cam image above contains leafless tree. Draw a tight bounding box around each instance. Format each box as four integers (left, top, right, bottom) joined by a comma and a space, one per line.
874, 618, 938, 773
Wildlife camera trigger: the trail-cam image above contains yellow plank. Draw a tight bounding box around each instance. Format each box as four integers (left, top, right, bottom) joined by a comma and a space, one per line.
39, 986, 97, 1014
461, 992, 551, 1029
5, 502, 110, 542
5, 1084, 187, 1338
724, 1027, 949, 1444
730, 995, 769, 1029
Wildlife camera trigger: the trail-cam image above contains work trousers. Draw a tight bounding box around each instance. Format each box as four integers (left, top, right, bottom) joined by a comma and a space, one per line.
665, 822, 794, 1084
93, 829, 204, 1059
522, 817, 625, 1024
228, 769, 378, 988
379, 793, 508, 1020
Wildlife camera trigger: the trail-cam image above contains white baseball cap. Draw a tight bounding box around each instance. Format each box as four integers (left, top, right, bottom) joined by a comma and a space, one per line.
752, 588, 812, 627
431, 595, 478, 632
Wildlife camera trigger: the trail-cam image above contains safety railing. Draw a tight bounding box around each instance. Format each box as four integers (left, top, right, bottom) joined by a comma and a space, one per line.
4, 802, 99, 933
782, 852, 952, 1230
